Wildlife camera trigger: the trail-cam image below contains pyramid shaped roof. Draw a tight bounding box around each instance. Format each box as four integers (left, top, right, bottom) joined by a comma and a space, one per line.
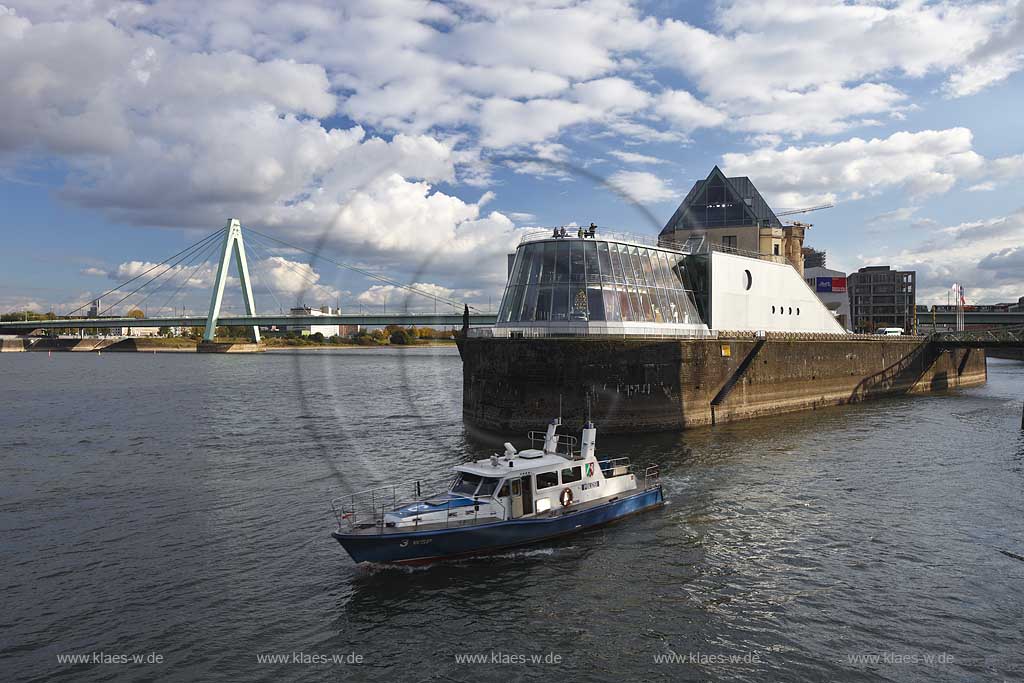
660, 166, 781, 236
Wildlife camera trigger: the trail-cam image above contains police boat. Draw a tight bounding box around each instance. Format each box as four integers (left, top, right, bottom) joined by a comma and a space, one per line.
330, 418, 664, 564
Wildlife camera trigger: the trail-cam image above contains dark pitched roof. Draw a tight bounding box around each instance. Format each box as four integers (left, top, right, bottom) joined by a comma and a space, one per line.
660, 166, 781, 236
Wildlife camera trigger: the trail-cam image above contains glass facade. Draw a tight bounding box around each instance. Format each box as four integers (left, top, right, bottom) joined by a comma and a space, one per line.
497, 239, 702, 325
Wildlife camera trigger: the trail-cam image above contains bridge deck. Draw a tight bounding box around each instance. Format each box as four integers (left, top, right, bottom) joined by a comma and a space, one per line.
0, 314, 497, 331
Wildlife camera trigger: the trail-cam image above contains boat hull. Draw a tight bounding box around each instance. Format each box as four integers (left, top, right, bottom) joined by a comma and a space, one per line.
333, 486, 664, 564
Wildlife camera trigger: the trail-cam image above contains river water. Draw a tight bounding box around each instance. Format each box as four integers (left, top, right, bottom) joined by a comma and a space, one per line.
2, 348, 1022, 682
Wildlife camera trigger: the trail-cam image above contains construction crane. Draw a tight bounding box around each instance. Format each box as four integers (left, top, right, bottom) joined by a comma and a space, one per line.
775, 203, 834, 217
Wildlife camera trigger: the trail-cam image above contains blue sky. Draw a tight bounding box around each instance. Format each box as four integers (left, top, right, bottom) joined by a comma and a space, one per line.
1, 0, 1023, 316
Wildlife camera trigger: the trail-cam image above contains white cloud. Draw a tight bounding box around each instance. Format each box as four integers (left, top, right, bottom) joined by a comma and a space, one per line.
654, 90, 727, 131
721, 128, 991, 206
355, 282, 458, 312
944, 1, 1024, 97
729, 83, 909, 137
573, 77, 650, 113
479, 98, 595, 148
609, 150, 669, 165
865, 208, 1024, 304
657, 1, 1008, 100
256, 256, 339, 301
607, 170, 675, 203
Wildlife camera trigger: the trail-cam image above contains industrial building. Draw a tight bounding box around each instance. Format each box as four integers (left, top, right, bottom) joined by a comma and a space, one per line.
847, 266, 916, 333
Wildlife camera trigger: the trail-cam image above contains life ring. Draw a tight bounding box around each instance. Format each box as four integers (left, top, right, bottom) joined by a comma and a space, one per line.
559, 488, 574, 507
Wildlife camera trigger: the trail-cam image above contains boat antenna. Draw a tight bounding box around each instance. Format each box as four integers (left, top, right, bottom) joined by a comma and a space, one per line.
558, 394, 563, 424
586, 392, 592, 423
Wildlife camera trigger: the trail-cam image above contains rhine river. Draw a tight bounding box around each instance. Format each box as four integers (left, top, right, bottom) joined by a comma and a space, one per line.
2, 348, 1022, 682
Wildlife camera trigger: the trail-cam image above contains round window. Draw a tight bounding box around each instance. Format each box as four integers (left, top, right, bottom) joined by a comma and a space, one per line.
743, 269, 752, 290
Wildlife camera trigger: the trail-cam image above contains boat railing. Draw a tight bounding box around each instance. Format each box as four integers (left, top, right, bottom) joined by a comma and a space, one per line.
640, 464, 661, 490
331, 476, 455, 529
526, 432, 579, 456
332, 482, 512, 534
598, 456, 631, 477
598, 457, 660, 489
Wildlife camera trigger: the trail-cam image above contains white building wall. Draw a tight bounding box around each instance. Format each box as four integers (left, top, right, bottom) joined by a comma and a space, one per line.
709, 251, 846, 333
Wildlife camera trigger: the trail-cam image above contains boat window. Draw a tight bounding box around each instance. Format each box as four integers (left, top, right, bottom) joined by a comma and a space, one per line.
476, 477, 501, 497
536, 471, 559, 489
561, 466, 582, 484
498, 482, 509, 497
451, 473, 483, 495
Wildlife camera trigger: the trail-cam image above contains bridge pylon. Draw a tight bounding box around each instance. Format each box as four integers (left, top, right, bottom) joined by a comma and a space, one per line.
204, 219, 259, 343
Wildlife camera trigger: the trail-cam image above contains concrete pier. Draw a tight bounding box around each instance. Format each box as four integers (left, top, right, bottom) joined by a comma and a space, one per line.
457, 334, 988, 433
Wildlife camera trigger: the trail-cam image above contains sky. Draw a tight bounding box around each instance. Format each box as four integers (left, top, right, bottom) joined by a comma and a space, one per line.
1, 0, 1023, 317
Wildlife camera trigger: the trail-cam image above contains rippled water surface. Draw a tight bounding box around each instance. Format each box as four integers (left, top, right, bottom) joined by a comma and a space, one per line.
2, 349, 1023, 682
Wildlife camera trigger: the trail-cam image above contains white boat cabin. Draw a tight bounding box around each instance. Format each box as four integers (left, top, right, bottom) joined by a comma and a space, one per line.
382, 419, 638, 529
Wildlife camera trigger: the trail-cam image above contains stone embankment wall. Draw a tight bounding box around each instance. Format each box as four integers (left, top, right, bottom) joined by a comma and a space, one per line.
458, 334, 987, 433
1, 338, 198, 352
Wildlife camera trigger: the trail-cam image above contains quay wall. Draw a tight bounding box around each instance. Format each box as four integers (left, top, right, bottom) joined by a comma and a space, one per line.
0, 338, 30, 352
988, 348, 1024, 361
458, 335, 987, 433
4, 338, 198, 352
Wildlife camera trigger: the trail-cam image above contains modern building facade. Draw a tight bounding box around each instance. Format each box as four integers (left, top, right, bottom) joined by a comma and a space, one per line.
804, 266, 850, 330
492, 228, 846, 337
285, 306, 346, 337
660, 166, 810, 276
847, 266, 916, 333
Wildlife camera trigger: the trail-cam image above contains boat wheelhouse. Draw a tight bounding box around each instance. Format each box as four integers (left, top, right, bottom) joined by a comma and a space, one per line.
330, 419, 663, 564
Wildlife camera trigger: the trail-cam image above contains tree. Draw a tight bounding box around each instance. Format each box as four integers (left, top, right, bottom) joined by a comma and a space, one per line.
158, 326, 171, 336
127, 308, 145, 319
309, 331, 325, 343
389, 328, 414, 345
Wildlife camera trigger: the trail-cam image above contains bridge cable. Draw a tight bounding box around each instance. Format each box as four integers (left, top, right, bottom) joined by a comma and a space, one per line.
64, 227, 226, 317
98, 229, 227, 317
128, 232, 224, 317
243, 227, 476, 312
244, 234, 332, 306
241, 237, 288, 314
153, 235, 225, 317
98, 230, 225, 318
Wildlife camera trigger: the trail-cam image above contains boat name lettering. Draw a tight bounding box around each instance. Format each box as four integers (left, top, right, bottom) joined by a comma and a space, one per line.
581, 481, 601, 491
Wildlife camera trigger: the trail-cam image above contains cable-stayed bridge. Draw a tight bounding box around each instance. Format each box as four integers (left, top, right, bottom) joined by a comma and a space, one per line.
0, 219, 496, 338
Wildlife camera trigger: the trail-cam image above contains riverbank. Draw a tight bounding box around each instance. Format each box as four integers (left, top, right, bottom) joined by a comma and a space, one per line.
1, 336, 458, 352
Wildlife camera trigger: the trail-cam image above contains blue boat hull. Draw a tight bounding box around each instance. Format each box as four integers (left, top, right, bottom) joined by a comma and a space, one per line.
332, 486, 664, 564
